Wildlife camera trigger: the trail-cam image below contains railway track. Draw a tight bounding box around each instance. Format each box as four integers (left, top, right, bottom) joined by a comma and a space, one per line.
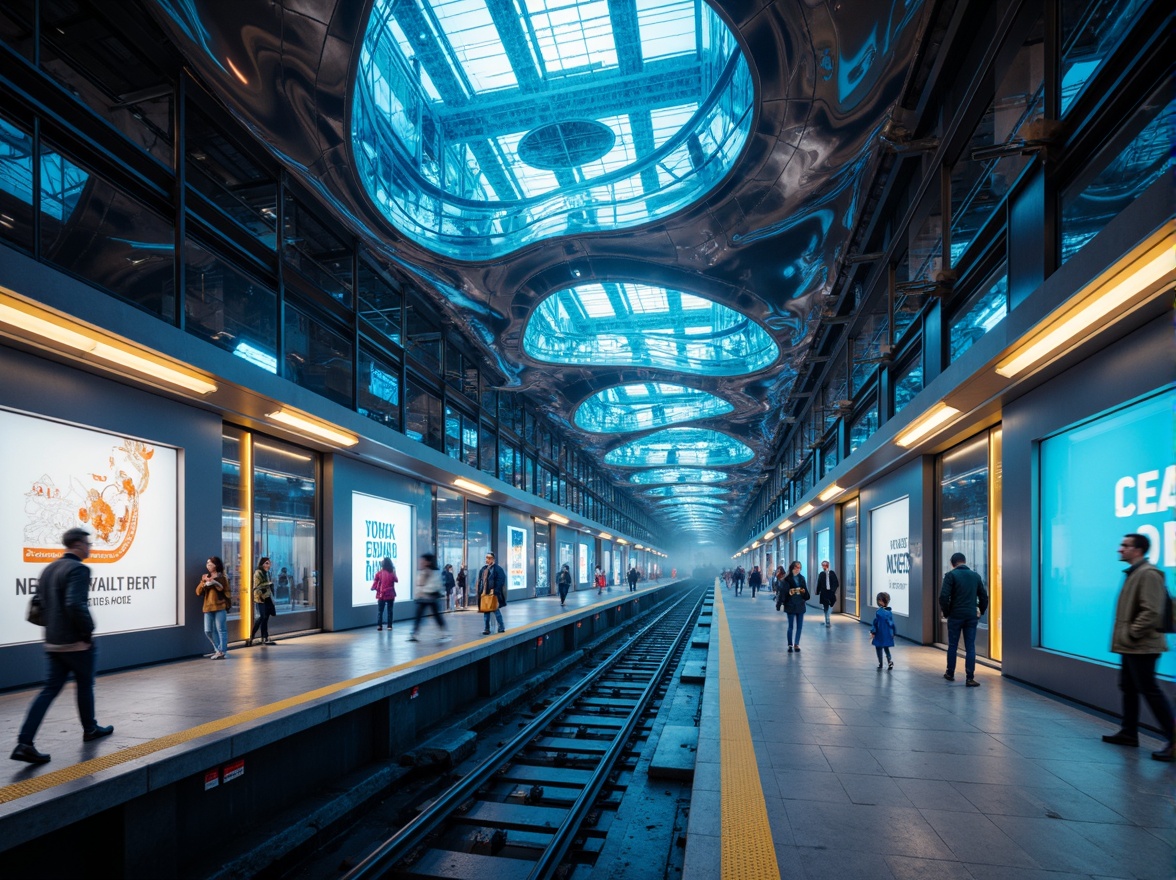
340, 585, 707, 880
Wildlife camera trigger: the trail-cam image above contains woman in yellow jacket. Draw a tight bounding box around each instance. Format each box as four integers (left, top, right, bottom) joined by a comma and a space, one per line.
196, 556, 231, 659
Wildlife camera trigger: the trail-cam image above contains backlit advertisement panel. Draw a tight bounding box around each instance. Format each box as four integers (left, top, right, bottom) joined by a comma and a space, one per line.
870, 497, 910, 616
1, 410, 178, 646
507, 526, 526, 591
1040, 390, 1175, 679
352, 493, 413, 605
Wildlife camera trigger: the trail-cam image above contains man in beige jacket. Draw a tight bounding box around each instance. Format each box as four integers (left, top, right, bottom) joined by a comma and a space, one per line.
1102, 533, 1173, 761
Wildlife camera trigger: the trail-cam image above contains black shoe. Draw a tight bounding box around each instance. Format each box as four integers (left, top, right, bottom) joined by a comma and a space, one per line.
83, 724, 114, 742
943, 673, 954, 682
787, 645, 794, 653
888, 661, 894, 670
11, 743, 50, 764
1101, 731, 1139, 747
1151, 742, 1174, 762
481, 630, 491, 635
877, 663, 882, 670
965, 679, 980, 688
794, 646, 800, 652
406, 635, 418, 642
498, 628, 506, 634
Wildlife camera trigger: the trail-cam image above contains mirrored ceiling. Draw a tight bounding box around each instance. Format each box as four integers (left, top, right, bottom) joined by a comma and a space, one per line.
524, 282, 778, 374
629, 467, 729, 485
574, 382, 733, 433
354, 0, 754, 260
605, 427, 752, 468
641, 484, 730, 498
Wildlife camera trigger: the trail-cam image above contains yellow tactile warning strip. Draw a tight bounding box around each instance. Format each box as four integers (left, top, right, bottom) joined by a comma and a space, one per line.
715, 588, 780, 879
0, 622, 529, 807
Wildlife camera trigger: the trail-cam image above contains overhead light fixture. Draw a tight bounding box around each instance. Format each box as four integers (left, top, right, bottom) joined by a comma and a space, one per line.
764, 531, 776, 539
267, 409, 358, 446
819, 484, 844, 502
0, 295, 218, 395
548, 512, 569, 524
453, 477, 493, 496
796, 503, 815, 517
616, 538, 628, 545
895, 402, 961, 448
996, 237, 1174, 378
635, 544, 644, 550
599, 532, 613, 540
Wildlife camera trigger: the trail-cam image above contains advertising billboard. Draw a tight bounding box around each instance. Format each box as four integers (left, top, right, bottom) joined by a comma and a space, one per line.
1, 410, 178, 646
1040, 390, 1175, 679
507, 526, 527, 591
352, 492, 413, 605
870, 497, 911, 616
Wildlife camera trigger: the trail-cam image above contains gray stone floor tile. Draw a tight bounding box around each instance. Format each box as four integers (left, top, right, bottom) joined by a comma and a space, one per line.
820, 745, 887, 775
883, 854, 976, 880
988, 814, 1142, 878
798, 847, 899, 880
760, 721, 861, 748
839, 772, 917, 807
919, 809, 1041, 868
765, 741, 830, 772
761, 795, 798, 848
951, 781, 1128, 824
774, 768, 850, 803
965, 865, 1092, 880
894, 778, 981, 813
788, 801, 956, 860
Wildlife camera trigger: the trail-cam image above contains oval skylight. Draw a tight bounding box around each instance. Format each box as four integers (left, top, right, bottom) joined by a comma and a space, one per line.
575, 382, 734, 433
524, 283, 778, 375
605, 427, 752, 468
642, 485, 730, 498
354, 0, 754, 260
629, 467, 729, 485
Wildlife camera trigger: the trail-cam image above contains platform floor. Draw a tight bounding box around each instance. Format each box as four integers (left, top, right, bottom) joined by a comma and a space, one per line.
0, 583, 645, 792
686, 588, 1174, 880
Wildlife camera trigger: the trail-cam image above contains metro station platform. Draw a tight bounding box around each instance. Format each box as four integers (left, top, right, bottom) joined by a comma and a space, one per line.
0, 581, 679, 876
683, 588, 1174, 880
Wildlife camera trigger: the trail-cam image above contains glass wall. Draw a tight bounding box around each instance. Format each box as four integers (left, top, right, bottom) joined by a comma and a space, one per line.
436, 487, 465, 610
465, 501, 492, 603
937, 428, 1001, 660
842, 499, 859, 618
535, 522, 550, 596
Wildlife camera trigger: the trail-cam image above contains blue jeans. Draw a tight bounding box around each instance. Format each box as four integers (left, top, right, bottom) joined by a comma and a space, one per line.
823, 605, 832, 625
946, 616, 979, 678
483, 609, 504, 632
204, 609, 227, 654
376, 599, 393, 626
19, 646, 97, 743
787, 613, 804, 646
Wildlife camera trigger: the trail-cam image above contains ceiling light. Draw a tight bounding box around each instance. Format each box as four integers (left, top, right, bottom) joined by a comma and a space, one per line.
453, 477, 493, 496
548, 512, 569, 524
266, 410, 358, 446
895, 403, 961, 448
796, 503, 814, 517
778, 519, 793, 530
819, 484, 844, 502
616, 538, 628, 545
0, 295, 217, 395
996, 237, 1174, 378
599, 532, 613, 540
764, 531, 776, 539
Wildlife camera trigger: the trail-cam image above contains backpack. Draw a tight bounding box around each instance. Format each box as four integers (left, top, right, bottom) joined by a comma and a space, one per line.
1161, 591, 1175, 634
222, 585, 232, 612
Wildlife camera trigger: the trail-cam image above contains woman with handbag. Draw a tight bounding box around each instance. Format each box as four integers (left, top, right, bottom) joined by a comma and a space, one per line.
408, 553, 450, 642
247, 556, 277, 646
476, 552, 507, 635
196, 556, 231, 658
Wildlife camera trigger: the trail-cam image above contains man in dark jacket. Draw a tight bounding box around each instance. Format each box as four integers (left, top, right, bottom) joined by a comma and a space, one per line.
12, 528, 113, 764
748, 565, 763, 598
816, 560, 840, 627
627, 565, 640, 591
476, 552, 508, 634
940, 552, 989, 687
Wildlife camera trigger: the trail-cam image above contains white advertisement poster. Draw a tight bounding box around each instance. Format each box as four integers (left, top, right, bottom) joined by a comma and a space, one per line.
870, 496, 911, 616
507, 526, 527, 591
352, 492, 413, 606
1, 410, 178, 646
578, 542, 589, 584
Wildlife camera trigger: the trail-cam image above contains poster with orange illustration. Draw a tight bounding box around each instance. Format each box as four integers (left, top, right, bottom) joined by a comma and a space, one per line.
2, 409, 178, 647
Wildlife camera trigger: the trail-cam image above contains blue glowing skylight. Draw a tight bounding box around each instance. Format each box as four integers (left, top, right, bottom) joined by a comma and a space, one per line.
353, 0, 754, 260
642, 484, 729, 498
524, 283, 778, 375
574, 382, 733, 433
629, 467, 729, 485
605, 427, 752, 468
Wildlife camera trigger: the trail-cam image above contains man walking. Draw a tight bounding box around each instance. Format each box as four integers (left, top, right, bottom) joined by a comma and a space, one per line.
940, 552, 988, 687
748, 565, 763, 599
476, 552, 507, 635
1102, 533, 1174, 761
12, 528, 113, 764
816, 560, 839, 627
627, 565, 640, 592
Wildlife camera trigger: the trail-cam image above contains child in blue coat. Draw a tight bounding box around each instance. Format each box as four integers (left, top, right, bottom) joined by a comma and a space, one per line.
870, 592, 895, 670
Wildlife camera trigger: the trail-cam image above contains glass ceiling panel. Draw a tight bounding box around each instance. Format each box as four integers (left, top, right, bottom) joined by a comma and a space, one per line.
354, 0, 754, 259
605, 427, 753, 468
641, 485, 729, 498
524, 283, 778, 375
575, 382, 734, 433
629, 467, 729, 485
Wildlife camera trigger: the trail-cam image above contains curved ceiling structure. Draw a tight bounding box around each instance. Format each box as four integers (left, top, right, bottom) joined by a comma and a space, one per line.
147, 0, 931, 548
574, 382, 734, 433
641, 484, 730, 498
353, 0, 754, 260
523, 282, 779, 375
603, 427, 753, 468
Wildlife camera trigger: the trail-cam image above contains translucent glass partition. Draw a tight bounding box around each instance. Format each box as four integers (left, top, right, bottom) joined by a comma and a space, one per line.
575, 382, 733, 433
354, 0, 754, 260
629, 467, 729, 485
605, 427, 753, 468
524, 283, 778, 374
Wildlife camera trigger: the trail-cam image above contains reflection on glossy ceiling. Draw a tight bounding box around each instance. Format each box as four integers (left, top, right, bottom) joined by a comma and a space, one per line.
574, 382, 734, 433
353, 0, 753, 260
605, 427, 752, 468
524, 283, 778, 374
629, 467, 729, 485
641, 484, 730, 498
